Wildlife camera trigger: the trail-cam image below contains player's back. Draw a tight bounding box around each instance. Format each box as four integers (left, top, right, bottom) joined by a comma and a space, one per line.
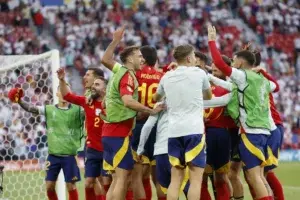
136, 66, 163, 109
161, 66, 210, 137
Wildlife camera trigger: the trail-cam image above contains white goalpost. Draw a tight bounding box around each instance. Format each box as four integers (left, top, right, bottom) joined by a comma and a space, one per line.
0, 50, 66, 200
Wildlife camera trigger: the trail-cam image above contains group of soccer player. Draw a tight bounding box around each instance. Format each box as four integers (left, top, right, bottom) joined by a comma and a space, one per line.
7, 24, 285, 200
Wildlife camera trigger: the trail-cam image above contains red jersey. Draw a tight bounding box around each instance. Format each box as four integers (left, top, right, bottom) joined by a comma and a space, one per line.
102, 72, 135, 137
270, 94, 282, 125
63, 92, 104, 152
205, 85, 237, 129
136, 66, 163, 108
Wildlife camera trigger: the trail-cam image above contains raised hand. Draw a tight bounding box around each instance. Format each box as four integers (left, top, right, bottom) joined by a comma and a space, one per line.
207, 24, 217, 41
113, 25, 126, 42
242, 42, 252, 50
57, 68, 66, 80
8, 88, 24, 103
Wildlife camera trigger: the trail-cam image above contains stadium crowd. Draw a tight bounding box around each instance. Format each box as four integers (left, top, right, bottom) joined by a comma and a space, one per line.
1, 0, 300, 162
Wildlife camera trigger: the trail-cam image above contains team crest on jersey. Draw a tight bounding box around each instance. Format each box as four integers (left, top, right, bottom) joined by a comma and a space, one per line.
95, 109, 101, 116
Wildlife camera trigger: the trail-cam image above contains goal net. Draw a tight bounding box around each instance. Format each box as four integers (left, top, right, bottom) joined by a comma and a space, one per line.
0, 50, 66, 200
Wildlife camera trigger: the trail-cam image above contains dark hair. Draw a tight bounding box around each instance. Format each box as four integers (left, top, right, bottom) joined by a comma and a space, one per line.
173, 44, 194, 62
253, 50, 261, 66
235, 50, 256, 66
95, 76, 108, 86
88, 67, 104, 78
140, 45, 157, 67
120, 46, 140, 63
195, 51, 207, 64
221, 55, 232, 66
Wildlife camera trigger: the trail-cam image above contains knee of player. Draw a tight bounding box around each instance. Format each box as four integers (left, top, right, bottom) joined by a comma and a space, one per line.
215, 172, 227, 182
46, 182, 56, 191
228, 170, 240, 181
85, 178, 96, 188
66, 182, 77, 191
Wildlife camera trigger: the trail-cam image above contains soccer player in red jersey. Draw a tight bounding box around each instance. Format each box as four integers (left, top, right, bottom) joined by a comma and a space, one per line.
57, 68, 111, 200
131, 45, 164, 200
202, 55, 236, 200
100, 26, 164, 200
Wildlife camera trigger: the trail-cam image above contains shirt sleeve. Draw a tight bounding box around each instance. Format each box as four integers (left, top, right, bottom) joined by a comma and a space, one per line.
259, 70, 279, 92
112, 62, 122, 74
229, 68, 247, 89
119, 72, 135, 97
63, 92, 86, 107
37, 106, 45, 115
203, 93, 232, 108
137, 113, 159, 155
156, 76, 165, 96
202, 72, 211, 90
208, 74, 233, 91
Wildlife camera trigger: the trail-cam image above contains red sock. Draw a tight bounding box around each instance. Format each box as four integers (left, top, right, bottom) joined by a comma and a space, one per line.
47, 190, 58, 200
158, 197, 167, 200
103, 184, 110, 193
143, 178, 152, 200
126, 190, 133, 200
96, 195, 106, 200
215, 181, 230, 200
68, 189, 79, 200
267, 172, 284, 200
85, 188, 96, 200
200, 181, 212, 200
257, 197, 271, 200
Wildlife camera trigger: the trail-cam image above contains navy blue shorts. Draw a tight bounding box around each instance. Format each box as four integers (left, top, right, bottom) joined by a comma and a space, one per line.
239, 133, 268, 170
206, 127, 231, 173
85, 148, 108, 178
131, 120, 156, 164
45, 155, 81, 183
265, 126, 284, 172
168, 134, 206, 168
102, 136, 134, 171
155, 154, 189, 195
229, 128, 241, 162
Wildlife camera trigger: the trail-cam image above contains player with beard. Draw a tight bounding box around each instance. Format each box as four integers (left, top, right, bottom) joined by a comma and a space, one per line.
100, 26, 164, 200
57, 68, 110, 200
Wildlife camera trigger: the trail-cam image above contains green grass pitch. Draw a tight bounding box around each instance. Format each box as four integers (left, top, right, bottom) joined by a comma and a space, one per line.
2, 162, 300, 200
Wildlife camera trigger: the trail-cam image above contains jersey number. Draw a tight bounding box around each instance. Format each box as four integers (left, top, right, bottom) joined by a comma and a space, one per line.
138, 83, 158, 108
94, 117, 100, 127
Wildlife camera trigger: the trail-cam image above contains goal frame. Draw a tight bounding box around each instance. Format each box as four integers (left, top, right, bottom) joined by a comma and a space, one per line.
0, 49, 66, 200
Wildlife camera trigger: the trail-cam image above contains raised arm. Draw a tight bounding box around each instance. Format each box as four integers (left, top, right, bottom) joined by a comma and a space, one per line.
208, 74, 233, 91
57, 68, 71, 97
101, 26, 125, 71
8, 87, 40, 114
207, 25, 232, 76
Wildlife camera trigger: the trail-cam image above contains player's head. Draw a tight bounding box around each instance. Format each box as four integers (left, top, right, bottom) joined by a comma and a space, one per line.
91, 77, 107, 100
120, 46, 145, 71
173, 44, 196, 66
140, 45, 157, 67
195, 51, 207, 69
212, 55, 231, 80
83, 67, 104, 89
232, 50, 256, 69
253, 50, 261, 67
57, 84, 70, 104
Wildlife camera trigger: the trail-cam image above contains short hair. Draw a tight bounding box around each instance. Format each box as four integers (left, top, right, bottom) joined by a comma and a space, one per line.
140, 45, 157, 66
221, 55, 232, 66
195, 51, 207, 64
88, 67, 104, 78
173, 44, 194, 62
95, 76, 108, 86
120, 46, 140, 63
235, 50, 256, 66
253, 50, 261, 66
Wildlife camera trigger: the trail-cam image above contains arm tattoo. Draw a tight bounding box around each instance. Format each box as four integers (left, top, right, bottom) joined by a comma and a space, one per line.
19, 101, 39, 115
